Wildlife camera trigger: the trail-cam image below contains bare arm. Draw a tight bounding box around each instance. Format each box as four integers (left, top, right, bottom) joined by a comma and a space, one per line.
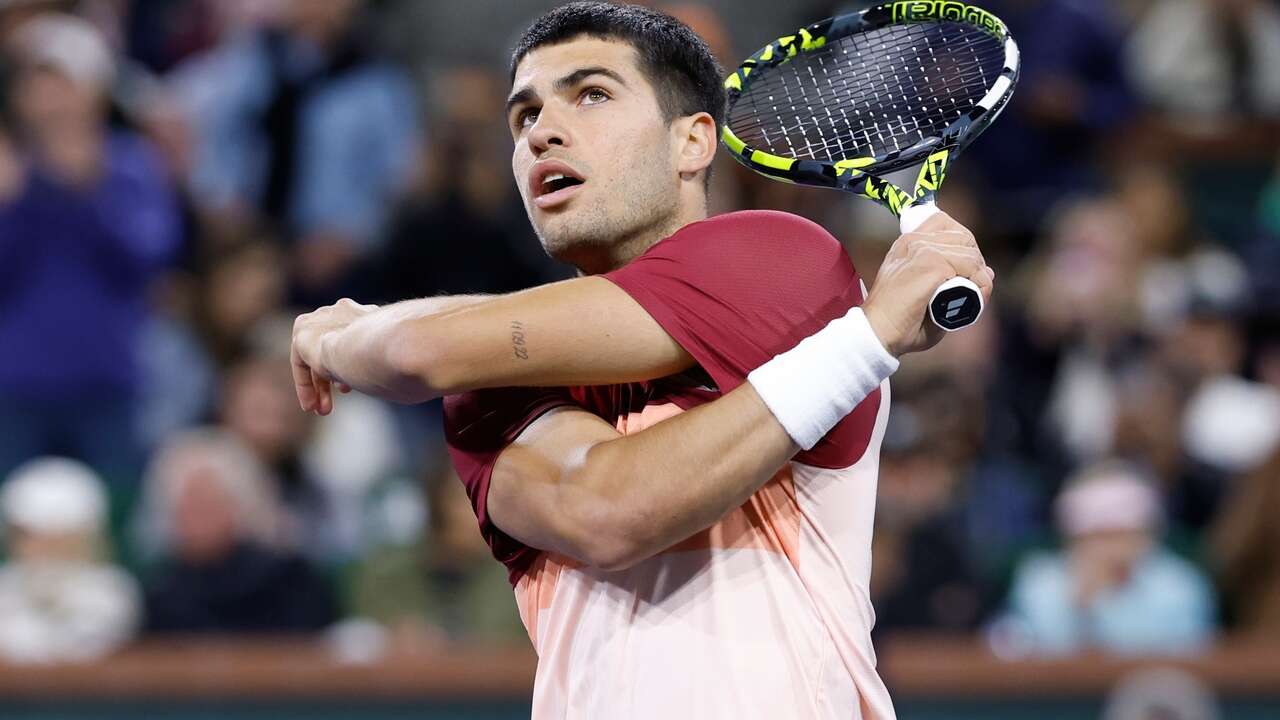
488, 212, 994, 571
382, 294, 494, 317
293, 276, 693, 413
488, 382, 797, 571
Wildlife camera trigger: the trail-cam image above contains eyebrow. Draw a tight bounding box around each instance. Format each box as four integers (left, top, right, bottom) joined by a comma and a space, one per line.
506, 66, 629, 115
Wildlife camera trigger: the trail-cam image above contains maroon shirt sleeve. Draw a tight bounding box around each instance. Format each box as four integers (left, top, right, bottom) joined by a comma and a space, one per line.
603, 210, 882, 468
443, 387, 576, 580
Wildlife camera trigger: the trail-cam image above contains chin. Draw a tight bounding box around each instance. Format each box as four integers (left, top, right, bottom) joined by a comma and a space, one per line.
539, 232, 600, 266
534, 214, 608, 261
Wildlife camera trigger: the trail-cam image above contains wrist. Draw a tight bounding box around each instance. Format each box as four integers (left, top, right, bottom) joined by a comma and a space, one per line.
317, 330, 344, 383
862, 302, 903, 358
748, 306, 899, 450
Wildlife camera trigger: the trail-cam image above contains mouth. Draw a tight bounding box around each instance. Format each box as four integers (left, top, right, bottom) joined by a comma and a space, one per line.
530, 161, 586, 210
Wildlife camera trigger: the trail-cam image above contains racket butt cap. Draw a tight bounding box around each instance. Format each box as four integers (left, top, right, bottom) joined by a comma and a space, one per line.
929, 277, 984, 332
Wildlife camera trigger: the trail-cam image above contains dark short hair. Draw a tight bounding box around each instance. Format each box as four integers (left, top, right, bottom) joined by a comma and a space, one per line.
510, 2, 725, 158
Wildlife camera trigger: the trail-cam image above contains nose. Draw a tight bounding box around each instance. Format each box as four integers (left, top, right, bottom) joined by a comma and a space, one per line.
527, 104, 569, 156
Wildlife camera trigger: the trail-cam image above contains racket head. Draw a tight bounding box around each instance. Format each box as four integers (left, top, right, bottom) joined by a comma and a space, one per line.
720, 1, 1019, 215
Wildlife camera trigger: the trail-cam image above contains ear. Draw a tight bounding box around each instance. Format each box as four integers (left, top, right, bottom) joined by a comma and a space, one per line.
673, 112, 717, 181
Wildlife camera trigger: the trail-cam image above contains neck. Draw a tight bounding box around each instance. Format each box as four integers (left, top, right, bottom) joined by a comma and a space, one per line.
574, 196, 707, 275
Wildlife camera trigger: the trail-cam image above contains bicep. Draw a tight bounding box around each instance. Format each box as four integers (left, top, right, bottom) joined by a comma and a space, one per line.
415, 276, 694, 392
487, 406, 621, 559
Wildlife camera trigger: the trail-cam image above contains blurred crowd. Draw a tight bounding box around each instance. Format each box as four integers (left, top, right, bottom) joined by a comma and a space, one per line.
0, 0, 1276, 671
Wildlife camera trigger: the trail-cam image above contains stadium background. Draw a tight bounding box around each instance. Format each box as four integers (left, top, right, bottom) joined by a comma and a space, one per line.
0, 0, 1278, 718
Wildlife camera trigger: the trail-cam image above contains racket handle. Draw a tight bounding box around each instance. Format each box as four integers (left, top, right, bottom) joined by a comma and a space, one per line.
929, 276, 984, 332
899, 202, 984, 332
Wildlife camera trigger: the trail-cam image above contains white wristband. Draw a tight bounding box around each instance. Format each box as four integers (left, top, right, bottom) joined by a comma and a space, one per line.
748, 307, 899, 450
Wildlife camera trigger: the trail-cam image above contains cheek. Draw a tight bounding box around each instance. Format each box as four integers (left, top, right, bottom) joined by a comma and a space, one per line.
512, 145, 532, 200
591, 130, 651, 192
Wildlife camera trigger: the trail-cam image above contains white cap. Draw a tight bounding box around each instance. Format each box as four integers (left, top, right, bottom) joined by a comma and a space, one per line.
12, 13, 116, 91
1183, 376, 1280, 474
2, 457, 108, 534
1055, 462, 1161, 537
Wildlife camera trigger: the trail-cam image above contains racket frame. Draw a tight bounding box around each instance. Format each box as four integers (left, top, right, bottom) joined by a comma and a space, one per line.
720, 0, 1020, 218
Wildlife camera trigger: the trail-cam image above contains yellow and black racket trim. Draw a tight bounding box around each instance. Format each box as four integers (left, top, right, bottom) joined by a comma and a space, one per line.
721, 0, 1020, 219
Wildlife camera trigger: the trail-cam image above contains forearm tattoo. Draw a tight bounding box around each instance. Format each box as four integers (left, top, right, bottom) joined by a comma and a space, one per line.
510, 320, 529, 360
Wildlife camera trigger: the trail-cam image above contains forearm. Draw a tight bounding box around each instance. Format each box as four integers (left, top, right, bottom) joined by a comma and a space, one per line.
319, 294, 491, 402
313, 277, 692, 408
576, 382, 798, 567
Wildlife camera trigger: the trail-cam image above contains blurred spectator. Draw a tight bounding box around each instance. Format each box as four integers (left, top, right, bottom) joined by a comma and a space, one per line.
0, 0, 72, 41
1124, 0, 1280, 243
350, 463, 525, 646
1103, 667, 1222, 720
167, 0, 419, 303
1211, 447, 1280, 636
137, 429, 336, 634
0, 457, 140, 663
377, 65, 563, 303
969, 0, 1134, 242
1107, 356, 1217, 536
123, 0, 221, 74
993, 461, 1216, 656
1127, 0, 1280, 121
219, 349, 359, 561
302, 380, 405, 559
1015, 197, 1146, 465
0, 13, 180, 486
869, 377, 991, 636
194, 237, 288, 369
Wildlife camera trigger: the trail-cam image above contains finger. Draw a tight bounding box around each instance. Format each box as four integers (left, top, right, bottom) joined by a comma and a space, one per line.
920, 229, 978, 249
338, 383, 352, 394
291, 343, 318, 412
914, 245, 993, 307
311, 368, 333, 416
912, 242, 987, 281
946, 252, 994, 310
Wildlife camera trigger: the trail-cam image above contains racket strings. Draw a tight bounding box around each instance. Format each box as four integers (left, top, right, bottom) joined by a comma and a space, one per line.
777, 59, 998, 161
735, 23, 996, 157
728, 22, 1004, 163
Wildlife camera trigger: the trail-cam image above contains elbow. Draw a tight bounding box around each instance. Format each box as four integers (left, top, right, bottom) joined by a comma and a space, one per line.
569, 516, 650, 572
558, 457, 657, 572
577, 522, 650, 572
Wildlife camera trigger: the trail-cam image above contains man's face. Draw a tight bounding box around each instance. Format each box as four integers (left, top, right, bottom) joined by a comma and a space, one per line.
14, 65, 100, 133
507, 37, 681, 268
171, 462, 239, 565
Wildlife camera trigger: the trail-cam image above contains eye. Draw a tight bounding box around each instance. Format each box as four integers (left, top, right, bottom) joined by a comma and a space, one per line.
515, 107, 540, 130
581, 87, 610, 105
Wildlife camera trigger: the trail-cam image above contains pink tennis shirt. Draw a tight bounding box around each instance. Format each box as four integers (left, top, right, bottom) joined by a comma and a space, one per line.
444, 210, 895, 719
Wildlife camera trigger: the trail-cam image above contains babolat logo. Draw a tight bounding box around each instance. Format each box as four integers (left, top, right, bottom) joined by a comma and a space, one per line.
891, 1, 1007, 38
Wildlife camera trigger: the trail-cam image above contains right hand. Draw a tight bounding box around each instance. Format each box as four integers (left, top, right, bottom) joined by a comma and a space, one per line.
862, 211, 994, 356
291, 298, 376, 415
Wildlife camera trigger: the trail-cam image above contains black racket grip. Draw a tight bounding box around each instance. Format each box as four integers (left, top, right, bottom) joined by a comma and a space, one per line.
928, 277, 984, 331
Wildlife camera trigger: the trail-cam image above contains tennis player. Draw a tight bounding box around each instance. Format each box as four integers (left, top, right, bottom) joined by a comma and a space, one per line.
291, 3, 992, 717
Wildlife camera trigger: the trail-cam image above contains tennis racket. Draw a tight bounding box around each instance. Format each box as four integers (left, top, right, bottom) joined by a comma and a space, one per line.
721, 1, 1019, 331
